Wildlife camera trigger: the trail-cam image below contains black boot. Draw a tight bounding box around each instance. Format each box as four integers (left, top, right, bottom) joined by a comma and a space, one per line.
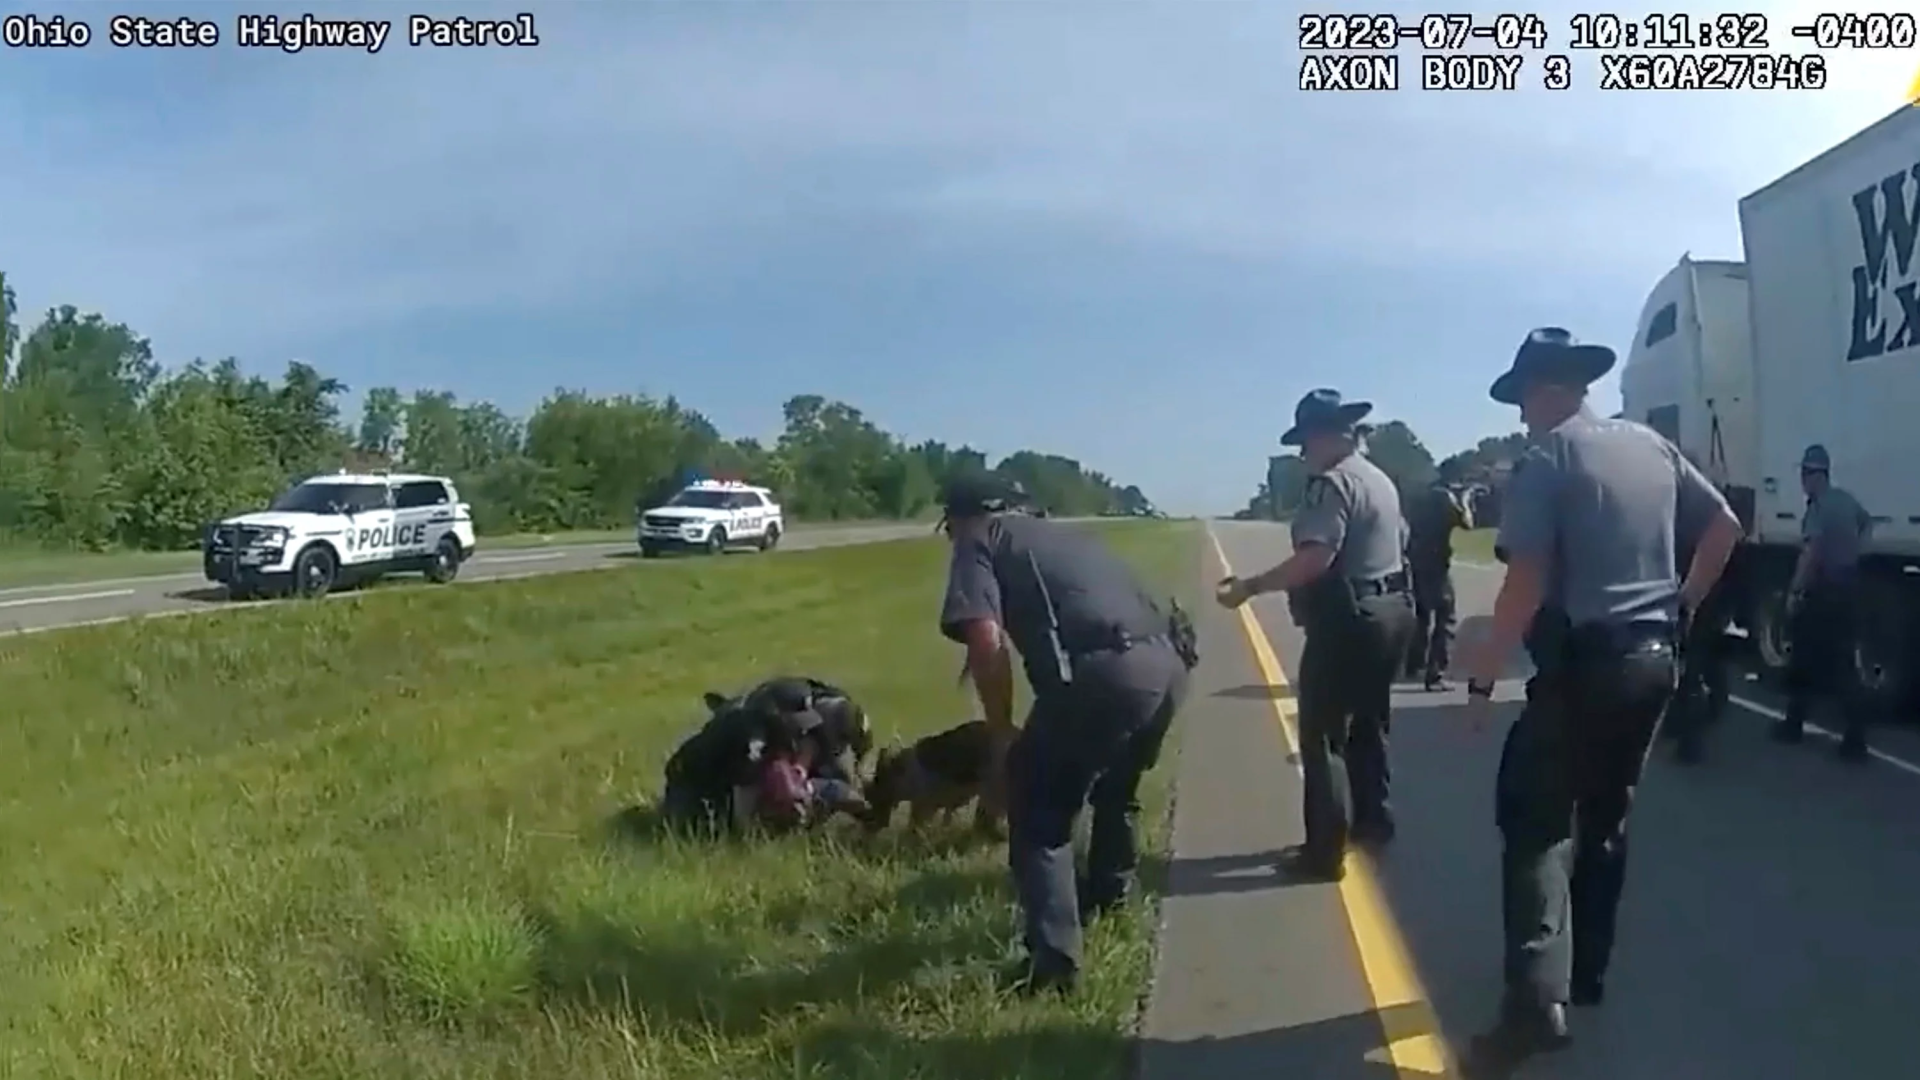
1462, 1001, 1572, 1078
1769, 717, 1805, 744
1273, 844, 1345, 883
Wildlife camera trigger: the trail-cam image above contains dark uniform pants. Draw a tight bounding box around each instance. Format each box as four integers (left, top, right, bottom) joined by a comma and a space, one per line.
1408, 560, 1456, 678
1004, 642, 1188, 976
1784, 585, 1865, 743
1296, 590, 1417, 862
1496, 623, 1676, 1011
1665, 589, 1731, 752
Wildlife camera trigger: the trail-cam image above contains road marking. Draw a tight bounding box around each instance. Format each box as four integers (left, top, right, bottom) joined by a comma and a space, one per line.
0, 588, 137, 609
1207, 528, 1455, 1079
1726, 694, 1920, 777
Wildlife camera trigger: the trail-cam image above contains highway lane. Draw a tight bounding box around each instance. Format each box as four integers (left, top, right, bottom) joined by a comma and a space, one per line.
0, 521, 939, 637
1203, 520, 1920, 1079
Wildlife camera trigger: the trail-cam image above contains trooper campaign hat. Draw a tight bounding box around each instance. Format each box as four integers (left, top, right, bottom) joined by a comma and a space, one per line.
1280, 388, 1374, 447
1799, 443, 1831, 473
1488, 327, 1618, 405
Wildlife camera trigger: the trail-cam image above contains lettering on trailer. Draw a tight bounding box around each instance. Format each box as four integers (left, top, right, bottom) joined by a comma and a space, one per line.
342, 523, 429, 552
1847, 159, 1920, 361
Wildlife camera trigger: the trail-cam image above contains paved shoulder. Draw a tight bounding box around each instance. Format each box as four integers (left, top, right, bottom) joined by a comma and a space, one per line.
1140, 527, 1440, 1077
1208, 520, 1920, 1080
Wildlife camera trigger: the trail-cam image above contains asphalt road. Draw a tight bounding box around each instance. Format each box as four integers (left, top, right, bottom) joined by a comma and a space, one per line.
0, 521, 940, 637
1144, 520, 1920, 1080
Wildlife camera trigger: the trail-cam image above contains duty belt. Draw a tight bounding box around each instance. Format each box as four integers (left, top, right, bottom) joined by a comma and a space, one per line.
1069, 631, 1170, 660
1349, 571, 1410, 597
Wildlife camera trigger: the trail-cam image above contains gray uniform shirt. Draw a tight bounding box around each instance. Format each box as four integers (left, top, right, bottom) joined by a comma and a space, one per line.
1496, 408, 1730, 628
1801, 485, 1870, 586
1291, 451, 1409, 580
939, 514, 1165, 695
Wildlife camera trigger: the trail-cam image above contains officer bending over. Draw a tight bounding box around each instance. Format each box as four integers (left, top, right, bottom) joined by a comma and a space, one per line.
1773, 443, 1873, 760
1456, 329, 1740, 1075
1406, 478, 1471, 691
937, 472, 1192, 995
1216, 389, 1415, 883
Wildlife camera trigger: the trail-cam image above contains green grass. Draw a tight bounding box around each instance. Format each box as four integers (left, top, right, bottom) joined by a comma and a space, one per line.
0, 520, 1199, 1080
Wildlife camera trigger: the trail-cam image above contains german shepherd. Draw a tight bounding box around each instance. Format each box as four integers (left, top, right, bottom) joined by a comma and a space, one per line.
862, 720, 1007, 835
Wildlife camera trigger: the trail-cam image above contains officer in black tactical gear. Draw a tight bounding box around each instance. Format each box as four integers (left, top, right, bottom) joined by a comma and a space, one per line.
937, 471, 1193, 994
1773, 443, 1873, 760
1457, 328, 1741, 1076
1405, 478, 1470, 690
1216, 389, 1415, 883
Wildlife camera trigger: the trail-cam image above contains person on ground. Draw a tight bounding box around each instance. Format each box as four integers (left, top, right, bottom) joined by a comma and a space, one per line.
937, 471, 1192, 995
1215, 388, 1415, 883
1455, 327, 1740, 1076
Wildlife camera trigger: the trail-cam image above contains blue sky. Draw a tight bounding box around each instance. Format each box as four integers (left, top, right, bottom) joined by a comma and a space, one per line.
1, 1, 1911, 514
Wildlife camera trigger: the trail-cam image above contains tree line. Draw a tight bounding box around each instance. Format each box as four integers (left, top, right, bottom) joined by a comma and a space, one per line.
1235, 420, 1531, 521
0, 273, 1154, 552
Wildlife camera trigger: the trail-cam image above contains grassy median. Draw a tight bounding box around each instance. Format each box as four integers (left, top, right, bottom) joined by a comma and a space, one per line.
0, 521, 1198, 1080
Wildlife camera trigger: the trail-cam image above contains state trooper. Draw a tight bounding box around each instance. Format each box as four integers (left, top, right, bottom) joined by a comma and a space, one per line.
1772, 443, 1874, 760
1456, 328, 1741, 1075
1216, 389, 1415, 882
1405, 478, 1471, 691
937, 471, 1194, 994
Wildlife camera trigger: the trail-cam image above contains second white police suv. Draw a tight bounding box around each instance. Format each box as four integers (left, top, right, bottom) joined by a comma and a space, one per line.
636, 480, 784, 559
202, 472, 479, 600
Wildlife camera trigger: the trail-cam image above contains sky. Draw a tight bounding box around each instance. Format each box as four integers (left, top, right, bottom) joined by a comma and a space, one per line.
2, 1, 1915, 515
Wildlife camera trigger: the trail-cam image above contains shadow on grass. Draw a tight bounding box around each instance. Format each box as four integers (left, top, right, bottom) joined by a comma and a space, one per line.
797, 1017, 1132, 1080
528, 863, 1010, 1038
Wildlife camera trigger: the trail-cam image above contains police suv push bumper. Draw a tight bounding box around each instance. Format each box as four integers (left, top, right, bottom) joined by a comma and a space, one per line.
638, 513, 718, 550
203, 522, 293, 588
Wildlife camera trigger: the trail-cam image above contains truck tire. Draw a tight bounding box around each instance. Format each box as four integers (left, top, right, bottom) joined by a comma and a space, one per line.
424, 537, 463, 584
759, 523, 781, 552
1851, 581, 1910, 718
292, 545, 338, 600
705, 527, 728, 556
1750, 580, 1794, 683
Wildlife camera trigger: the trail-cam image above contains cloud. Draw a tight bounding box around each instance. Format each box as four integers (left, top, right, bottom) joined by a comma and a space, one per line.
0, 0, 1912, 512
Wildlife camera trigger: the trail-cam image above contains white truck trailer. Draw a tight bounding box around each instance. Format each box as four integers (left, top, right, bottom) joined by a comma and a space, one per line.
1620, 104, 1920, 712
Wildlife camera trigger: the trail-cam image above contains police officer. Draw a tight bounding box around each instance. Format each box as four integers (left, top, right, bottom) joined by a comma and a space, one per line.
1405, 478, 1470, 690
1456, 328, 1741, 1074
1772, 443, 1874, 760
937, 471, 1192, 994
1216, 389, 1416, 882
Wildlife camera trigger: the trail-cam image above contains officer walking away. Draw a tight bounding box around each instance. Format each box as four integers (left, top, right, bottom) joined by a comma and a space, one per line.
1456, 328, 1741, 1075
1772, 444, 1874, 760
937, 471, 1195, 995
1405, 478, 1472, 690
1216, 389, 1416, 883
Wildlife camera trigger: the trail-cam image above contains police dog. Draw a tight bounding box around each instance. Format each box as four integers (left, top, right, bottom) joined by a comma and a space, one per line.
862, 720, 1007, 836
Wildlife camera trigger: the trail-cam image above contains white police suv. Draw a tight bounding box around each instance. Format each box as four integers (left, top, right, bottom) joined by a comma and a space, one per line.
637, 479, 784, 558
202, 472, 479, 600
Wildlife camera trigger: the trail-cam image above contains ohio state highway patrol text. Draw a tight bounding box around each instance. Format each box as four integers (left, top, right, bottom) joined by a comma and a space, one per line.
1, 13, 542, 52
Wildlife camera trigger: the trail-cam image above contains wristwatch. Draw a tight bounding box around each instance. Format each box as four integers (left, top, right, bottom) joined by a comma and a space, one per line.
1466, 678, 1496, 700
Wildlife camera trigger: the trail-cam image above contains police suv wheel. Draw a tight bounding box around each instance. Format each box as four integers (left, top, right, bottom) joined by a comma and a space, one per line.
640, 543, 662, 559
292, 545, 338, 599
759, 524, 780, 552
706, 528, 728, 555
425, 537, 463, 584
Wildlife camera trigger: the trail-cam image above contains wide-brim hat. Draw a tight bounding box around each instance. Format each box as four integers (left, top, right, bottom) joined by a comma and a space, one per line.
1489, 327, 1617, 405
1280, 388, 1373, 447
1799, 443, 1831, 472
938, 471, 1027, 519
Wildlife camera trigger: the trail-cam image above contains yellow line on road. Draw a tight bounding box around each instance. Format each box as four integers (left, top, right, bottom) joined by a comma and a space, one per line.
1206, 528, 1456, 1078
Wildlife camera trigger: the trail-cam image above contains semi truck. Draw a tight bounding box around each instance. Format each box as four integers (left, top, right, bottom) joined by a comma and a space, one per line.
1620, 104, 1920, 713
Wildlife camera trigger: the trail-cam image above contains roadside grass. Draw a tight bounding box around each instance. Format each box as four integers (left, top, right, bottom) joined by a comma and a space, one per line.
0, 520, 1198, 1080
0, 521, 928, 591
